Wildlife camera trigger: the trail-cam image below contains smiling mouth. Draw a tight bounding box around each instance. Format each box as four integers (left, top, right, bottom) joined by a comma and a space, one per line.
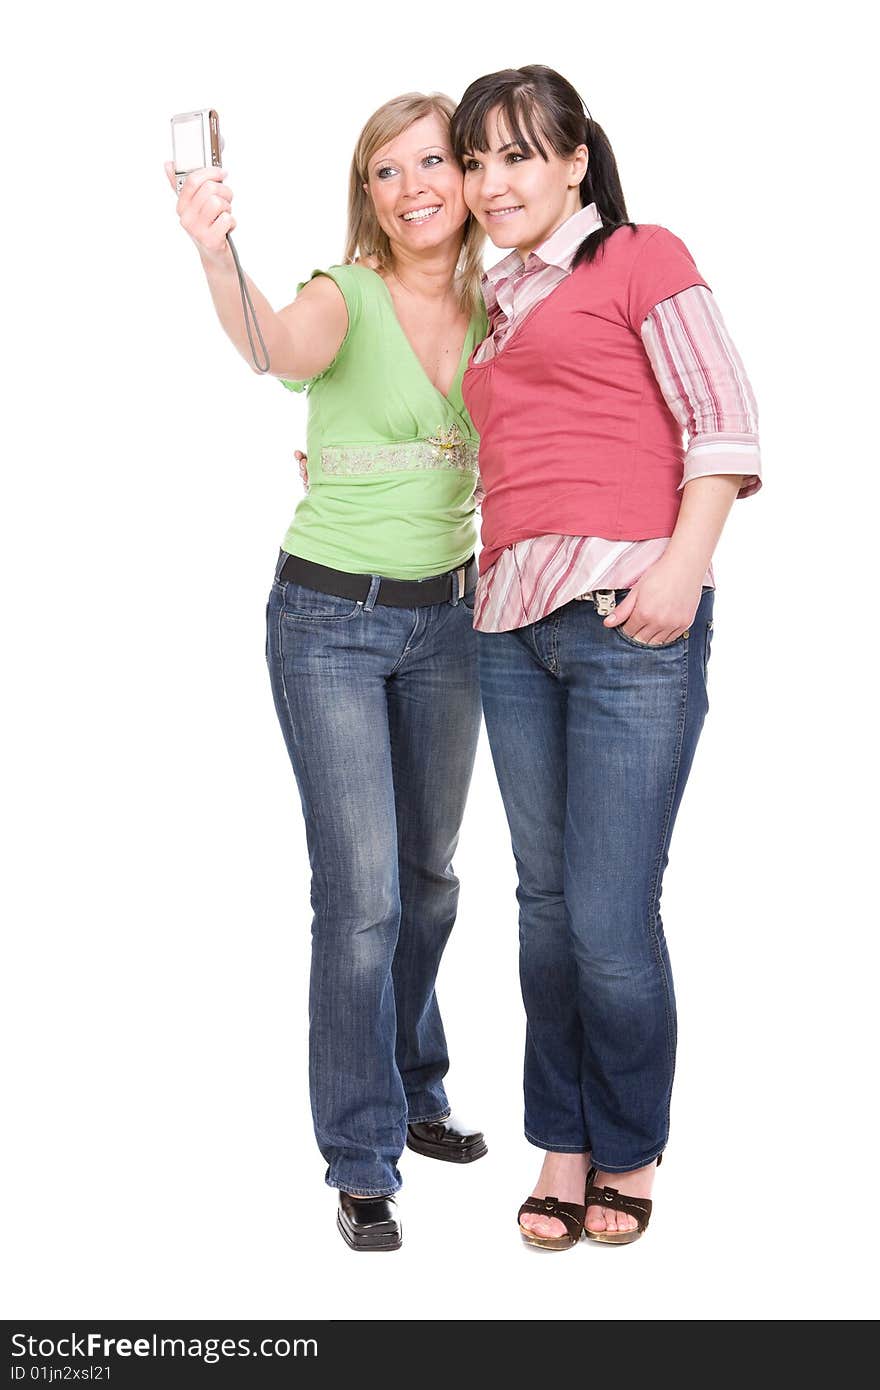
401, 205, 442, 223
486, 206, 524, 218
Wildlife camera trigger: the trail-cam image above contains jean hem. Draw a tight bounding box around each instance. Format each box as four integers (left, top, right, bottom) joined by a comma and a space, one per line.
524, 1129, 589, 1154
589, 1149, 665, 1176
407, 1106, 451, 1126
326, 1175, 401, 1198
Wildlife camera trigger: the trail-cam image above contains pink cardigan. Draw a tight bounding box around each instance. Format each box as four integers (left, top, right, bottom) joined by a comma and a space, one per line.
462, 225, 710, 575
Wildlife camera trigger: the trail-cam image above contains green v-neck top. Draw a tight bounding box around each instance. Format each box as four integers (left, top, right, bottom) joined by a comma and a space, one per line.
279, 264, 487, 579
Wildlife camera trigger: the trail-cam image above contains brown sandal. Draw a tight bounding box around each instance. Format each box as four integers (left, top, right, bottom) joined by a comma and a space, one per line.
583, 1154, 662, 1246
517, 1192, 587, 1250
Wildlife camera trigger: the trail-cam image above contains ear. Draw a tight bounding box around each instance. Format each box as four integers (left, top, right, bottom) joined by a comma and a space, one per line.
570, 143, 589, 188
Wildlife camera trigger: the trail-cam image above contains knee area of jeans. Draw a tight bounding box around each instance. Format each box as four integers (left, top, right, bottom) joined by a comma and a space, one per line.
316, 914, 402, 974
317, 886, 400, 930
516, 907, 569, 948
571, 944, 663, 983
318, 829, 398, 888
515, 885, 567, 913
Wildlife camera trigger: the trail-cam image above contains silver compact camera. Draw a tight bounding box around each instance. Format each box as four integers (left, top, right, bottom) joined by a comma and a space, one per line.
170, 109, 222, 192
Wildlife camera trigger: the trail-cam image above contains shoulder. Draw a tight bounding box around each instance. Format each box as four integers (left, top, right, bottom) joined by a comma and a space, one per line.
295, 270, 346, 307
627, 224, 698, 267
291, 270, 350, 332
597, 223, 692, 259
300, 263, 386, 317
622, 226, 709, 328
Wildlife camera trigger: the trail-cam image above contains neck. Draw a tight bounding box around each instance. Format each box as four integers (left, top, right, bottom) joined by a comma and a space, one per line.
387, 236, 463, 300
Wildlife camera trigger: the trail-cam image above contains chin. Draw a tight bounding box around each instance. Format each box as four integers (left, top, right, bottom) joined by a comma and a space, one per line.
478, 215, 528, 249
483, 226, 520, 248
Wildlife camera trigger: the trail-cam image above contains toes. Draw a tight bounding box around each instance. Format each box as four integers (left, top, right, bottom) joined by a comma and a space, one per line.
521, 1213, 567, 1240
538, 1216, 566, 1239
585, 1204, 606, 1232
585, 1200, 638, 1234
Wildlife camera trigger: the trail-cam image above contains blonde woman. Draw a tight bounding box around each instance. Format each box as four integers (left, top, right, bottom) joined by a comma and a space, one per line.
166, 94, 488, 1251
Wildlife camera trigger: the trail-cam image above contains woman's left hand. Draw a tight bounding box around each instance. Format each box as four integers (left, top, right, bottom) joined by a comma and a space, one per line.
602, 558, 703, 645
295, 449, 309, 491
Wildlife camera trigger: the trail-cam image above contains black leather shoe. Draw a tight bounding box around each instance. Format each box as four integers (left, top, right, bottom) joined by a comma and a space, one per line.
406, 1116, 488, 1163
337, 1192, 402, 1252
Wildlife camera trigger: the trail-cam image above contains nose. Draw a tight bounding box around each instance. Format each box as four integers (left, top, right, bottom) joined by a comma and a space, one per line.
479, 166, 509, 202
400, 168, 429, 201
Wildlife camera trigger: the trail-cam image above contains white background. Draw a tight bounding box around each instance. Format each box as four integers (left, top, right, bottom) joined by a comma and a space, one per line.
3, 0, 876, 1323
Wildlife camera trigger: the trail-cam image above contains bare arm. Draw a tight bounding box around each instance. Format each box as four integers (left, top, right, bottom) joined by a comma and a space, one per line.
165, 164, 348, 380
664, 474, 743, 581
603, 475, 743, 644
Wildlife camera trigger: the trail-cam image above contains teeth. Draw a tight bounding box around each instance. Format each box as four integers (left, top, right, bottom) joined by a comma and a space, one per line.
487, 207, 522, 217
402, 206, 441, 222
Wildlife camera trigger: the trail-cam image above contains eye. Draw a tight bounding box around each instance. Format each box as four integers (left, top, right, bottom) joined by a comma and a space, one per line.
376, 166, 397, 180
463, 157, 481, 172
506, 151, 527, 164
423, 154, 443, 167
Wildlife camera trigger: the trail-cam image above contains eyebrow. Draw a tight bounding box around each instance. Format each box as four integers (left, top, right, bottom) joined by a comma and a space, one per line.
370, 145, 450, 168
464, 140, 529, 156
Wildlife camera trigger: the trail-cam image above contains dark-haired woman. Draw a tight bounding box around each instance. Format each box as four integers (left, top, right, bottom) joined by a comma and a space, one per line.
451, 66, 762, 1248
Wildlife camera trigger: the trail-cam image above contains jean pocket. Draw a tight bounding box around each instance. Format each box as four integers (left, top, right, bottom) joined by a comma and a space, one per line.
612, 625, 688, 651
460, 589, 477, 612
281, 580, 362, 623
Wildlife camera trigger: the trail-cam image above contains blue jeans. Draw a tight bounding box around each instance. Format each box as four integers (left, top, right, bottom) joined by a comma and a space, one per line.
477, 587, 715, 1173
265, 562, 481, 1197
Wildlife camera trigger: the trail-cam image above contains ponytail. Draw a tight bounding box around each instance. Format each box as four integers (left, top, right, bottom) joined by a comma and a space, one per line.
573, 117, 635, 269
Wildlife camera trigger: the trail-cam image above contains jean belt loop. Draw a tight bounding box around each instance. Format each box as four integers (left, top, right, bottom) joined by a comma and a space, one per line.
363, 574, 382, 613
450, 565, 461, 607
274, 549, 287, 584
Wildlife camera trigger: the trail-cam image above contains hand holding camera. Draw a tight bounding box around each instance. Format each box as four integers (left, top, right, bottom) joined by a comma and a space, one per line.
164, 163, 236, 270
167, 109, 235, 269
167, 108, 270, 371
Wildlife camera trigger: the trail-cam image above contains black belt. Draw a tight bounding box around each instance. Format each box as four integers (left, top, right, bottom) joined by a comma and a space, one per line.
276, 551, 478, 608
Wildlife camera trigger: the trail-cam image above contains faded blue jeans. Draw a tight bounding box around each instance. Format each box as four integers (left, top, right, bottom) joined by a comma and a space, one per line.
265, 560, 481, 1197
477, 587, 715, 1173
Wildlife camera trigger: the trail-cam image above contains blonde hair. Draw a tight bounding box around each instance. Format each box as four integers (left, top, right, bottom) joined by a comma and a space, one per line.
345, 92, 485, 317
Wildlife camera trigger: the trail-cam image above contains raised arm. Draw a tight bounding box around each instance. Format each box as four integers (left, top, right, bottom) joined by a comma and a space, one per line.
165, 164, 348, 380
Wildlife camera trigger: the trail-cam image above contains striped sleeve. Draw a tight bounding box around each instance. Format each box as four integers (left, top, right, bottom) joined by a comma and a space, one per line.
641, 284, 762, 498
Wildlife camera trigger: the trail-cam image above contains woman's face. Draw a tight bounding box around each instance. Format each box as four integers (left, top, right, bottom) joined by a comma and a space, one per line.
364, 112, 470, 260
462, 106, 587, 259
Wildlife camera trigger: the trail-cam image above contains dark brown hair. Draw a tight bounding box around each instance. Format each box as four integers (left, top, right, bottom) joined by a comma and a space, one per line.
450, 65, 635, 267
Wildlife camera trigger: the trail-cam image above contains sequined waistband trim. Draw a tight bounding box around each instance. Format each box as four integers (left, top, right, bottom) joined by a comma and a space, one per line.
321, 426, 478, 477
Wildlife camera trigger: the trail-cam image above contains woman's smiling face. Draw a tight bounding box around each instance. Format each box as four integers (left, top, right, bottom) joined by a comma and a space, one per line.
364, 112, 470, 259
461, 106, 587, 259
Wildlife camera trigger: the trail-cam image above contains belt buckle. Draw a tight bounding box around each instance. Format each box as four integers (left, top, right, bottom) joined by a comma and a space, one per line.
594, 590, 616, 617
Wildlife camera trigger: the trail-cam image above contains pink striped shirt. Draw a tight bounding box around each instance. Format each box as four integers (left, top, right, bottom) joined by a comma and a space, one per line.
473, 204, 761, 633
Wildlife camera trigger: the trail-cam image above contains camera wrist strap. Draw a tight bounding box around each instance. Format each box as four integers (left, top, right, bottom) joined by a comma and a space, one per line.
226, 234, 271, 374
